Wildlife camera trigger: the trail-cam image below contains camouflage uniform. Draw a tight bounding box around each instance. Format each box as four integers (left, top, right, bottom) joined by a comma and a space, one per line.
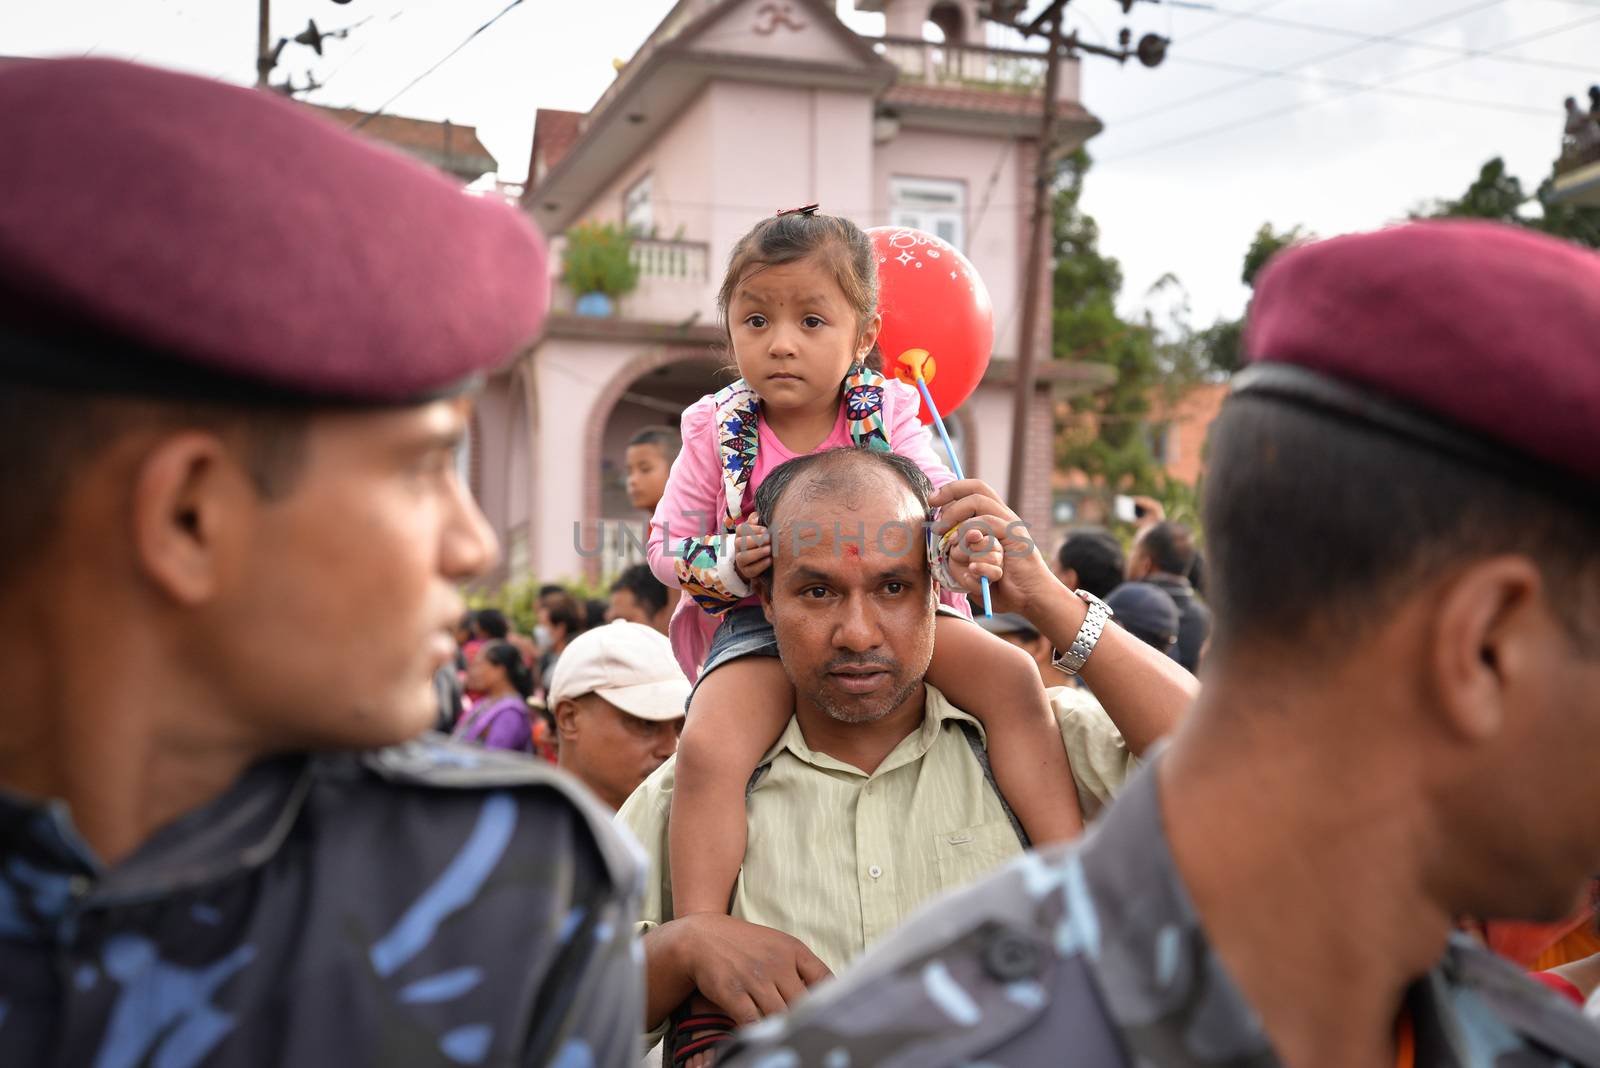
0, 736, 643, 1067
722, 760, 1600, 1067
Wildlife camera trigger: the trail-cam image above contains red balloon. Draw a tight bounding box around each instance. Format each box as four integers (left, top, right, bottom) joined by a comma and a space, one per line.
867, 226, 994, 426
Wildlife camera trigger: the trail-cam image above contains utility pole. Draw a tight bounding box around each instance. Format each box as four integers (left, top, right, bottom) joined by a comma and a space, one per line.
1005, 0, 1067, 508
256, 0, 272, 87
987, 0, 1168, 509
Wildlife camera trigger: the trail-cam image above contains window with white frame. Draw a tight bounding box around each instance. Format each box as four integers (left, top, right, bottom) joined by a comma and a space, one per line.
624, 172, 653, 236
890, 176, 966, 251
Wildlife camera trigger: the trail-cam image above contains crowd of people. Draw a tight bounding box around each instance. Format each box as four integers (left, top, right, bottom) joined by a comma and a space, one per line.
4, 57, 1600, 1068
434, 414, 686, 770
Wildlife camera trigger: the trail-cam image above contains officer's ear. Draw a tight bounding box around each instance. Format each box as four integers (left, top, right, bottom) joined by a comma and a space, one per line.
131, 430, 256, 606
1427, 555, 1544, 744
554, 698, 583, 741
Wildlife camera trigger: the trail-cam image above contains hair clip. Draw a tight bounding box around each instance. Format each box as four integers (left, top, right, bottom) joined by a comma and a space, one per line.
776, 204, 820, 218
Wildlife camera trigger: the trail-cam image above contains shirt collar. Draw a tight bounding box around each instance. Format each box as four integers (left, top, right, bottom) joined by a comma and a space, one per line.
760, 684, 979, 780
1148, 573, 1194, 597
1078, 763, 1557, 1066
1074, 756, 1278, 1063
0, 754, 313, 923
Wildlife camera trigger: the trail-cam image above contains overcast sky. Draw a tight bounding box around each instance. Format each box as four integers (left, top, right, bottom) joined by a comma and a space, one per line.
5, 0, 1594, 329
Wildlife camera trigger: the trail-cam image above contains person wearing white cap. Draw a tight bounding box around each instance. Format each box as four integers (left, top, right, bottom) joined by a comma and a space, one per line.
550, 621, 689, 812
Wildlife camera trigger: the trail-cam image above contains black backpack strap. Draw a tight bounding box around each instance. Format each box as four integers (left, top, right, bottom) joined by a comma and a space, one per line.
746, 763, 770, 801
958, 721, 1031, 850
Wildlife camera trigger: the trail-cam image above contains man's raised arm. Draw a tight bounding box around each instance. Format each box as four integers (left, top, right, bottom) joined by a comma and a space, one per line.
931, 479, 1196, 755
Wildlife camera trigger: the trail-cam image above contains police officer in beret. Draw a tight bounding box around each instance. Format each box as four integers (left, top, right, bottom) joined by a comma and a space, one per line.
0, 59, 639, 1065
724, 220, 1600, 1066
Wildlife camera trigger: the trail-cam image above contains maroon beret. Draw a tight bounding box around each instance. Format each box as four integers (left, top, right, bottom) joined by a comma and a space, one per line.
0, 59, 548, 403
1239, 220, 1600, 488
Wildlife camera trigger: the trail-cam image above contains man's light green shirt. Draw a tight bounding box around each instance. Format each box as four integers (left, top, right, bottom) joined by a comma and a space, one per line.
617, 683, 1137, 976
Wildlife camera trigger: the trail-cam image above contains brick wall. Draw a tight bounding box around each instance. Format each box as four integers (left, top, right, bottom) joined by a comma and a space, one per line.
1151, 382, 1228, 486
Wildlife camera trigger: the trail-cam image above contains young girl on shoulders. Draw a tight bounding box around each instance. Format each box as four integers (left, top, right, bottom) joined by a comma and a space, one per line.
645, 208, 1083, 1057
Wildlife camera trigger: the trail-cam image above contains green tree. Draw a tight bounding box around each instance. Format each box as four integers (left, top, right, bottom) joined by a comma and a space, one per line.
1241, 222, 1308, 287
1419, 156, 1600, 249
1422, 156, 1527, 222
1051, 151, 1196, 503
1193, 222, 1309, 376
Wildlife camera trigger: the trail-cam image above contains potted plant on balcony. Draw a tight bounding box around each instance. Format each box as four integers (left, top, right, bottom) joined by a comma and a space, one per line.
562, 221, 640, 317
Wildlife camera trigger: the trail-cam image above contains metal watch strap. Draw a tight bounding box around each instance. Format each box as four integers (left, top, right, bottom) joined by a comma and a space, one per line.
1052, 590, 1113, 677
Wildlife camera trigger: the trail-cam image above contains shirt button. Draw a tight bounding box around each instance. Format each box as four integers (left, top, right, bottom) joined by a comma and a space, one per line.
868, 864, 883, 879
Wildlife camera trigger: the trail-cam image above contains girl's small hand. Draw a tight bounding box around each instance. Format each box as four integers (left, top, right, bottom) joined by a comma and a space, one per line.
946, 522, 1005, 594
733, 520, 771, 583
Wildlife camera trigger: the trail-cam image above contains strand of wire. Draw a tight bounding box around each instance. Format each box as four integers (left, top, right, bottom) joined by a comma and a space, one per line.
1161, 2, 1597, 76
316, 4, 412, 93
1106, 0, 1507, 129
1173, 0, 1295, 44
353, 0, 525, 130
1166, 54, 1551, 117
966, 140, 1019, 247
1100, 8, 1600, 163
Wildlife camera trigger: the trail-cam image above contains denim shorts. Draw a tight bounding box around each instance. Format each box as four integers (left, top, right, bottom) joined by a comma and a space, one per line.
687, 605, 779, 709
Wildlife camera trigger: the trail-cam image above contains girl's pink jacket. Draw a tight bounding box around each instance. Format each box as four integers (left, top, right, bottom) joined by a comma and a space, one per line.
647, 378, 972, 681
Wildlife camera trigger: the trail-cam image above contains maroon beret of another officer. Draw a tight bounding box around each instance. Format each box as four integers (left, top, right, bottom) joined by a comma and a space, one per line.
0, 59, 643, 1068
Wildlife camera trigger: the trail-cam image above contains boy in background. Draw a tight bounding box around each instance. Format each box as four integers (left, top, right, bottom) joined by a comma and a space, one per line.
626, 426, 681, 513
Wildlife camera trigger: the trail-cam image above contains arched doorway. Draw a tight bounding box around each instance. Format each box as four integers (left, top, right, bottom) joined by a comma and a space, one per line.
503, 373, 534, 580
583, 349, 726, 582
926, 1, 967, 45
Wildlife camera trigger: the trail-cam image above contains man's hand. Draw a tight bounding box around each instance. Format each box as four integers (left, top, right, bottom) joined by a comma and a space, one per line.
733, 520, 771, 584
1132, 495, 1165, 531
656, 913, 832, 1027
930, 479, 1054, 616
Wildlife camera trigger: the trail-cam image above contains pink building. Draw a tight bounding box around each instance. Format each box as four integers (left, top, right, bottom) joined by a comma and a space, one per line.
472, 0, 1107, 585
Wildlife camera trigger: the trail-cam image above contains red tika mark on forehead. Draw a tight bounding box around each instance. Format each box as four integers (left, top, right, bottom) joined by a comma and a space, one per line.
842, 543, 860, 558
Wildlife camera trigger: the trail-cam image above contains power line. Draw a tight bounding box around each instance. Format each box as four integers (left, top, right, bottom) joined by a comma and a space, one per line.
315, 6, 410, 92
1107, 0, 1507, 129
1100, 9, 1600, 163
1167, 54, 1552, 117
1177, 0, 1294, 44
1167, 3, 1597, 76
967, 139, 1018, 246
353, 0, 525, 130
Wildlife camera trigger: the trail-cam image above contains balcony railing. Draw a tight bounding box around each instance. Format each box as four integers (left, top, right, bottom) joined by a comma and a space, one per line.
549, 236, 715, 324
631, 237, 709, 280
874, 36, 1081, 105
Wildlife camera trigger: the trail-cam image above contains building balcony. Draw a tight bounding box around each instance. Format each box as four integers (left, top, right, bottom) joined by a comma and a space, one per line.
1556, 138, 1600, 177
873, 36, 1081, 106
1551, 138, 1600, 208
548, 236, 716, 326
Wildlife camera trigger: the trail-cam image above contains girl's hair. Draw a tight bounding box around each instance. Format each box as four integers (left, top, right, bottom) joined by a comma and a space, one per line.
716, 210, 880, 368
481, 639, 535, 700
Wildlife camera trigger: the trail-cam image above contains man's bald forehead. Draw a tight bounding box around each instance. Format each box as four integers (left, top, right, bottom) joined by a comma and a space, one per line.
766, 456, 924, 532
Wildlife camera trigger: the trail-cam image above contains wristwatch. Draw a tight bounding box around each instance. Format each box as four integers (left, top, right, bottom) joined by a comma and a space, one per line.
1051, 590, 1114, 677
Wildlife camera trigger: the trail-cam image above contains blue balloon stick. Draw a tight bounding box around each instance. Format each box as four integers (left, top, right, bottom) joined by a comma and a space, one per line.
914, 373, 992, 618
